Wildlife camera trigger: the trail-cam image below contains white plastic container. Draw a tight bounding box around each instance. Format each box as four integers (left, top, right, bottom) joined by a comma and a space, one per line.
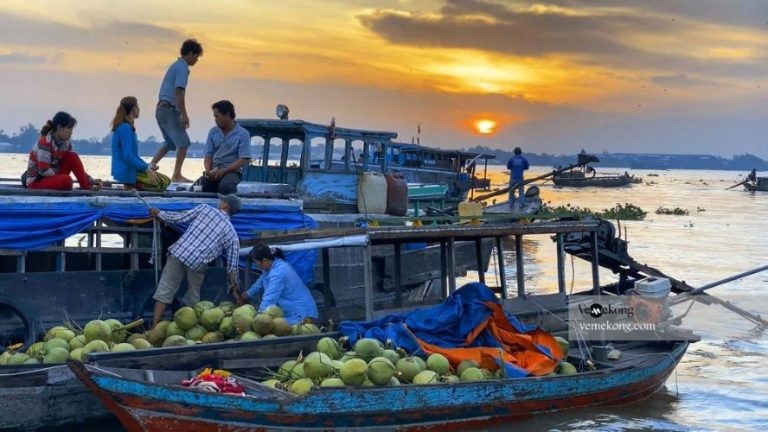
357, 172, 387, 214
633, 277, 671, 298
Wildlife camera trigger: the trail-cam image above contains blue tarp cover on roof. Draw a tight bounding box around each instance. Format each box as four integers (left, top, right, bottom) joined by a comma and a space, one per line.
0, 201, 318, 284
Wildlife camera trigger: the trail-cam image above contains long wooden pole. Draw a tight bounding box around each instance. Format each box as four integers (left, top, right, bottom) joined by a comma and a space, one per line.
472, 162, 584, 203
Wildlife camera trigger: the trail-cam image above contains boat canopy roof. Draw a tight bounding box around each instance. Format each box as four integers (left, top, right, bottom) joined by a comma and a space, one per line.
393, 142, 495, 160
238, 119, 397, 142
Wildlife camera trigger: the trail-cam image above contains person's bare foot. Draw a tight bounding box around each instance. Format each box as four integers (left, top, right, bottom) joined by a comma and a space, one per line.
171, 176, 193, 183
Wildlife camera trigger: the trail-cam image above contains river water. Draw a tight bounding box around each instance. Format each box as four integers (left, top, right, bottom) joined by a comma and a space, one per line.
1, 154, 766, 431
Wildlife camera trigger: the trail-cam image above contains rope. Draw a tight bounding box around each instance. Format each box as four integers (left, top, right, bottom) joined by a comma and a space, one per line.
0, 365, 65, 377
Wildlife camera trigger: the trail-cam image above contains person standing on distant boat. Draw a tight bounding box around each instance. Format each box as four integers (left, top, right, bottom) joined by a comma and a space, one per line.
150, 38, 203, 183
239, 243, 318, 325
23, 111, 101, 191
149, 193, 241, 328
507, 147, 529, 206
199, 100, 251, 195
110, 96, 170, 191
747, 168, 757, 184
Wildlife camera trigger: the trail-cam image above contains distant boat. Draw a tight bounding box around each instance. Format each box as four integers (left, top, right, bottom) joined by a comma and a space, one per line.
553, 166, 637, 188
744, 175, 768, 191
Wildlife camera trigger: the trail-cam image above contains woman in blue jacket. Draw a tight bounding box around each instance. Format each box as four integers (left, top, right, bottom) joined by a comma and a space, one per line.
240, 243, 318, 324
110, 96, 169, 191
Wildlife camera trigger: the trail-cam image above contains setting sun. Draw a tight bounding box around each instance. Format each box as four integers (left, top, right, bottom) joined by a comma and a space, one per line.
475, 119, 497, 134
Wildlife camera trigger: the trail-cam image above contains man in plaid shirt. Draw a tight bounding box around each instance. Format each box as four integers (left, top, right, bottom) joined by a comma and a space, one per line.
149, 193, 241, 327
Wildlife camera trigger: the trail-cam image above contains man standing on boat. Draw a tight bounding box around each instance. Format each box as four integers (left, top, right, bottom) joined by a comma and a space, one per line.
507, 147, 529, 207
150, 39, 203, 183
148, 194, 241, 327
199, 100, 252, 194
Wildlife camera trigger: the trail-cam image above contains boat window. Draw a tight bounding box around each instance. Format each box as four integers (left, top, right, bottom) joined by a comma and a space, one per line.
267, 138, 283, 167
309, 137, 326, 170
287, 139, 303, 168
350, 139, 365, 169
249, 136, 265, 167
331, 138, 346, 171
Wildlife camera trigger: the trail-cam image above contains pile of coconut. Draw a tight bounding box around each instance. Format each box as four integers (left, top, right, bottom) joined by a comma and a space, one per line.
262, 336, 577, 395
0, 302, 320, 366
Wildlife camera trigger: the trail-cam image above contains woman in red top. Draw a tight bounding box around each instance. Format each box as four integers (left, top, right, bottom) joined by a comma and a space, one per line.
24, 111, 100, 190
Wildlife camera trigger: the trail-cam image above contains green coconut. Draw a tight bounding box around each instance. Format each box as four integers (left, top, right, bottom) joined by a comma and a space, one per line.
278, 360, 300, 381
294, 322, 321, 335
232, 314, 255, 335
396, 357, 423, 383
456, 359, 480, 377
272, 318, 292, 337
200, 308, 226, 331
26, 342, 46, 360
331, 360, 345, 371
262, 334, 278, 340
43, 346, 69, 363
44, 338, 70, 353
339, 352, 358, 362
353, 338, 383, 362
67, 334, 87, 351
0, 351, 13, 365
186, 339, 196, 345
130, 338, 153, 350
173, 307, 197, 330
557, 361, 577, 375
252, 313, 274, 336
480, 369, 495, 380
52, 328, 76, 343
381, 349, 400, 365
459, 367, 485, 382
201, 332, 225, 344
261, 379, 283, 389
194, 300, 215, 318
24, 358, 40, 365
264, 305, 284, 319
413, 356, 427, 372
69, 348, 84, 362
165, 322, 186, 338
554, 336, 569, 358
162, 335, 188, 347
412, 370, 439, 385
361, 379, 375, 387
111, 343, 136, 352
317, 337, 343, 360
240, 331, 261, 342
218, 301, 235, 316
8, 353, 31, 365
232, 304, 257, 320
340, 358, 369, 386
185, 325, 207, 341
367, 357, 396, 385
82, 340, 110, 356
303, 352, 334, 379
104, 319, 127, 343
84, 320, 112, 343
320, 377, 346, 388
426, 353, 451, 375
148, 321, 171, 346
289, 378, 314, 395
218, 316, 234, 338
43, 325, 68, 342
389, 376, 401, 386
442, 374, 461, 383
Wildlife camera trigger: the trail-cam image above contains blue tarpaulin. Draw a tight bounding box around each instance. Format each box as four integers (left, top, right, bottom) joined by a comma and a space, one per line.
0, 201, 318, 284
340, 282, 538, 355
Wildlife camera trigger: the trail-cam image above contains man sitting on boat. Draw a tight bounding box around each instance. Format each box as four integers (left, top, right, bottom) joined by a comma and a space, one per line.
239, 243, 318, 324
23, 111, 101, 191
506, 147, 529, 206
149, 193, 241, 327
198, 100, 251, 195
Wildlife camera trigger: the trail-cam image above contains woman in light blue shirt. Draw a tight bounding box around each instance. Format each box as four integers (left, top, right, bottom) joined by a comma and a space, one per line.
241, 243, 318, 324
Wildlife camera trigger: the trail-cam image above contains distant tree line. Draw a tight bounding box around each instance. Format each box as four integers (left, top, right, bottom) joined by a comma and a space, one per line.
464, 145, 768, 171
2, 124, 766, 171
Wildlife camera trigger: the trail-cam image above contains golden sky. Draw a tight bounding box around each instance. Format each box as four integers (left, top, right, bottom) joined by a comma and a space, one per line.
2, 0, 768, 157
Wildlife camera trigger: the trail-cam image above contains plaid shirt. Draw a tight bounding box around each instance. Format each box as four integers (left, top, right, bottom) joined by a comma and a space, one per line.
159, 205, 240, 274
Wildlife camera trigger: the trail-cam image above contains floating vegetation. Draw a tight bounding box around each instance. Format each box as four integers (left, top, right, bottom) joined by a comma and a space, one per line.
655, 207, 689, 216
538, 202, 646, 221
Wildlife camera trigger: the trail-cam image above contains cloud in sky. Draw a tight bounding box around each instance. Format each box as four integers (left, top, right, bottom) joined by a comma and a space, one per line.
1, 1, 768, 158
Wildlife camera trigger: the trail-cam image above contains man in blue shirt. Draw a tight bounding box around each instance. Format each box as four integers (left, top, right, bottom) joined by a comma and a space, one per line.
240, 243, 318, 325
151, 39, 203, 183
506, 147, 530, 206
200, 100, 252, 195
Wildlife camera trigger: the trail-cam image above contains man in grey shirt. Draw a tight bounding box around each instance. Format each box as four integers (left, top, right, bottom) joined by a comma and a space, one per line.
151, 39, 203, 183
200, 100, 252, 194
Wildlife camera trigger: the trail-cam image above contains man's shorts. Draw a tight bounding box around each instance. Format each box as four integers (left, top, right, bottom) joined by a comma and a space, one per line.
153, 255, 205, 305
156, 104, 191, 151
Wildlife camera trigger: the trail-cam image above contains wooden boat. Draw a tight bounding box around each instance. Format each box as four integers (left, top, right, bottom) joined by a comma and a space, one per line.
553, 168, 635, 188
70, 339, 691, 431
63, 218, 714, 431
744, 176, 768, 191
